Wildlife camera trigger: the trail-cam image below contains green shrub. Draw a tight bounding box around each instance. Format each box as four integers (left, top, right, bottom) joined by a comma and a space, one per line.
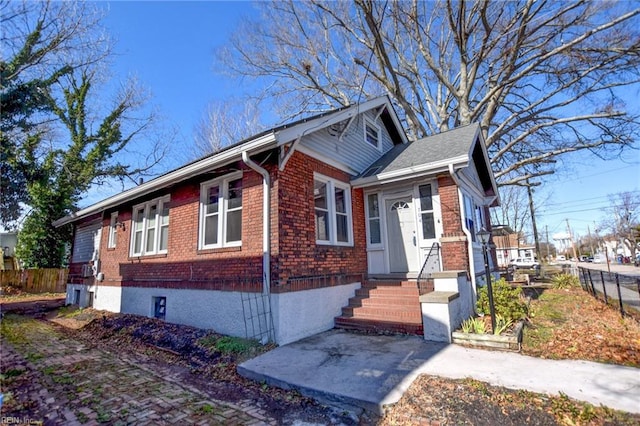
493, 314, 514, 335
461, 317, 486, 334
551, 273, 579, 289
477, 278, 528, 323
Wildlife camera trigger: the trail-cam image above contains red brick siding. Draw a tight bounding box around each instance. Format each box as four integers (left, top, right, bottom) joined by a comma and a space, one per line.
274, 151, 367, 288
89, 163, 267, 288
69, 152, 367, 293
437, 174, 470, 273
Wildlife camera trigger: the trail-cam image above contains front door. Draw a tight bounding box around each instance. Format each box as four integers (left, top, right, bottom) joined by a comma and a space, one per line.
386, 197, 418, 272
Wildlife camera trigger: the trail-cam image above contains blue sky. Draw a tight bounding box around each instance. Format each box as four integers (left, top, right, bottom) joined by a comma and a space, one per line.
96, 1, 639, 242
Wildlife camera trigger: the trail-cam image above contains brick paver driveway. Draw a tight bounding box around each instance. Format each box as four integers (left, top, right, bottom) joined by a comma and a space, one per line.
0, 315, 274, 425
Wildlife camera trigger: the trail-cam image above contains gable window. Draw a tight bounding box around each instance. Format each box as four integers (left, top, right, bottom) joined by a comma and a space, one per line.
199, 172, 243, 249
366, 193, 381, 245
108, 212, 118, 248
418, 184, 436, 240
364, 117, 381, 150
314, 174, 353, 245
130, 196, 170, 256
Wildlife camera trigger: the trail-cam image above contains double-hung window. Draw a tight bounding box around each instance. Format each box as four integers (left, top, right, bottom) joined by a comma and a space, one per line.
130, 196, 170, 256
314, 174, 353, 246
108, 212, 118, 248
199, 172, 243, 249
364, 117, 381, 150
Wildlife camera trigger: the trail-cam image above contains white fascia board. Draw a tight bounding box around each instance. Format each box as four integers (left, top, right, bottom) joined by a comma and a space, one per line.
54, 133, 277, 227
352, 155, 469, 188
470, 128, 500, 204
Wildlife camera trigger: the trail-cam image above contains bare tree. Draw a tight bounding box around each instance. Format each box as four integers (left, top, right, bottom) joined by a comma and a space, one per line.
192, 98, 264, 158
490, 185, 530, 237
218, 0, 640, 186
600, 191, 640, 261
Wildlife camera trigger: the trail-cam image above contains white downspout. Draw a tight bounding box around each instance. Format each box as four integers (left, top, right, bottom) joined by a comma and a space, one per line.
449, 164, 478, 307
241, 151, 271, 295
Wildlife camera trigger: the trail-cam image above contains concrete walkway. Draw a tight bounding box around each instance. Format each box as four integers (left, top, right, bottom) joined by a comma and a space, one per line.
239, 329, 640, 415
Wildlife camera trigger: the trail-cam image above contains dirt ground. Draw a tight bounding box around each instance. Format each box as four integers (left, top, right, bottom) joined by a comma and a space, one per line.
2, 288, 640, 425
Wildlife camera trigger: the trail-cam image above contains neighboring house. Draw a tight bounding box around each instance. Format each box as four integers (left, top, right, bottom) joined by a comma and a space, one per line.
492, 226, 536, 268
1, 232, 19, 270
54, 96, 499, 345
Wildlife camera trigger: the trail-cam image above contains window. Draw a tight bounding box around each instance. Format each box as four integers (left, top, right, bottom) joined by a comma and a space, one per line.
130, 196, 170, 256
153, 296, 166, 320
366, 193, 381, 245
364, 117, 381, 149
463, 194, 482, 242
108, 212, 118, 248
418, 184, 436, 240
199, 172, 243, 249
314, 174, 353, 245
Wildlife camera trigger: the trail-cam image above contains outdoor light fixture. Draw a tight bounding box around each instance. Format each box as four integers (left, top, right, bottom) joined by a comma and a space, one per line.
477, 227, 497, 333
477, 227, 491, 245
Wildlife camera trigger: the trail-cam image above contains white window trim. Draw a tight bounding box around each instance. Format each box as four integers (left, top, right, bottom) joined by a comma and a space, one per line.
108, 212, 118, 248
363, 116, 382, 150
130, 196, 170, 257
417, 183, 437, 242
198, 171, 243, 250
314, 173, 354, 246
365, 192, 383, 249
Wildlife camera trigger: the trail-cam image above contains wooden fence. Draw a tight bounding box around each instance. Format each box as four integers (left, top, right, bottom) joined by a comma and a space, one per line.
0, 268, 68, 294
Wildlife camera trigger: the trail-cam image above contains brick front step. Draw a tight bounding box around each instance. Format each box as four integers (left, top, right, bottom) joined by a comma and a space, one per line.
348, 296, 419, 308
362, 280, 417, 288
341, 306, 423, 321
334, 316, 423, 335
335, 279, 423, 335
355, 287, 419, 298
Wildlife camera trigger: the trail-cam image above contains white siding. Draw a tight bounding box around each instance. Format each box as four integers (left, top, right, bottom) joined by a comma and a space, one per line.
300, 110, 396, 174
72, 221, 101, 263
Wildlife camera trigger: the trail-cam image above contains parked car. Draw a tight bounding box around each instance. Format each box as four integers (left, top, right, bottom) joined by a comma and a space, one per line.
508, 258, 540, 269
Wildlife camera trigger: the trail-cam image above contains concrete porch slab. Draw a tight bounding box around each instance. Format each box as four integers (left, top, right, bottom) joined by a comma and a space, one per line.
238, 329, 447, 415
239, 329, 640, 416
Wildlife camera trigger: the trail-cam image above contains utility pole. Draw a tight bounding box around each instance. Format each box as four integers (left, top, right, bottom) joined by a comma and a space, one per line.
565, 219, 578, 261
526, 179, 541, 261
545, 225, 550, 261
587, 225, 594, 256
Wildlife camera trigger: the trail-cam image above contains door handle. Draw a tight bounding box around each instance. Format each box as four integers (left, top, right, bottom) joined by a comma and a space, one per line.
413, 235, 417, 246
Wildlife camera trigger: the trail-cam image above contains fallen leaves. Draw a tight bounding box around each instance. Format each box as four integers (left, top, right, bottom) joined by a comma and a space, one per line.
523, 287, 640, 367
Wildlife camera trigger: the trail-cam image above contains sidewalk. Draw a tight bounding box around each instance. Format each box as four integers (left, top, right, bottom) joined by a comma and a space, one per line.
239, 329, 640, 415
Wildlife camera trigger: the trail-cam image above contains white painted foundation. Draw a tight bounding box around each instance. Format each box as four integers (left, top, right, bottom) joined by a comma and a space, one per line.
271, 282, 361, 345
66, 281, 360, 345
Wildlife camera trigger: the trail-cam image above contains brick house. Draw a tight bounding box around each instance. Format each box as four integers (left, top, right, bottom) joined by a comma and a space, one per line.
54, 96, 499, 345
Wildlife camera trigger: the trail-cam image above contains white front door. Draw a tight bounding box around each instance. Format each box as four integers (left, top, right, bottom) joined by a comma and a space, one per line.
386, 197, 418, 273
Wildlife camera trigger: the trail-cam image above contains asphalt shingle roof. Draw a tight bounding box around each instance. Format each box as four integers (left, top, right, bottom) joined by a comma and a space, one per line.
357, 122, 480, 177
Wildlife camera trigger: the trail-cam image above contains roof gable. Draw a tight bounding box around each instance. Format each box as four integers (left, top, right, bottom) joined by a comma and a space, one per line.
54, 96, 406, 227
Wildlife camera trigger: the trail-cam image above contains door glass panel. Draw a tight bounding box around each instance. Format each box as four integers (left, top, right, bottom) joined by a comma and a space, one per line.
419, 184, 433, 210
422, 212, 436, 239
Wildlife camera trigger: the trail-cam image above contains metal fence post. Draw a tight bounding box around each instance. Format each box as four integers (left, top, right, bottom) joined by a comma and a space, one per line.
615, 274, 624, 317
599, 270, 608, 304
587, 269, 596, 297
